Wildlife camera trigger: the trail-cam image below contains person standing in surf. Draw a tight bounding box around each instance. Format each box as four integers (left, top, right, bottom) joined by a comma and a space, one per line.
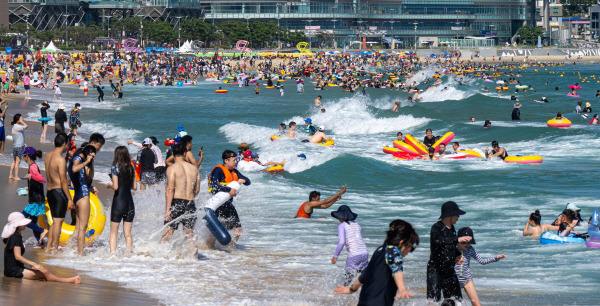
160, 144, 200, 255
427, 201, 471, 303
205, 150, 251, 248
44, 133, 73, 254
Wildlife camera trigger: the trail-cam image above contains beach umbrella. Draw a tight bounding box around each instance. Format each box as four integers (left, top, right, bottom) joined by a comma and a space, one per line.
379, 52, 388, 55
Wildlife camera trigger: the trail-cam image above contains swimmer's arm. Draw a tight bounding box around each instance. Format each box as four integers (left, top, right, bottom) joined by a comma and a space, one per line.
13, 246, 37, 267
127, 141, 143, 149
165, 155, 174, 167
236, 171, 251, 186
107, 173, 118, 191
193, 172, 200, 196
165, 169, 175, 219
71, 157, 89, 173
523, 220, 533, 236
131, 166, 137, 191
334, 224, 346, 258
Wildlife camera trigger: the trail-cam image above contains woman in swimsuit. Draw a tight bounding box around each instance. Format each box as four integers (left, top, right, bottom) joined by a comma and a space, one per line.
68, 145, 96, 255
105, 146, 137, 254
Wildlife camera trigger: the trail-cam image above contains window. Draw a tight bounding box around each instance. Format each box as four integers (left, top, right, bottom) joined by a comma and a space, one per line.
553, 8, 559, 15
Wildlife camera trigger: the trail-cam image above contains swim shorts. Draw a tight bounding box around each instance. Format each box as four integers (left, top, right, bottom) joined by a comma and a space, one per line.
215, 202, 241, 230
0, 126, 5, 141
140, 171, 156, 185
47, 189, 68, 219
166, 199, 197, 230
83, 88, 88, 93
12, 146, 24, 158
24, 85, 30, 90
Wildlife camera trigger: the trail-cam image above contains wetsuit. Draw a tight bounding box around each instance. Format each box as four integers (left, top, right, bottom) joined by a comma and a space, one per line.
40, 104, 49, 127
491, 148, 508, 160
208, 165, 250, 230
423, 136, 436, 148
68, 155, 93, 203
512, 108, 520, 120
426, 221, 462, 302
110, 165, 135, 223
357, 245, 405, 306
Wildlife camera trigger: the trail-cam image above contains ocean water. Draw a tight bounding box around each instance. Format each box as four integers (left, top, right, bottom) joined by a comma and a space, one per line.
26, 63, 600, 305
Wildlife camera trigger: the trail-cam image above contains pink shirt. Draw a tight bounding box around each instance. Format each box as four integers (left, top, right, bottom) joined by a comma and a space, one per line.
23, 75, 30, 86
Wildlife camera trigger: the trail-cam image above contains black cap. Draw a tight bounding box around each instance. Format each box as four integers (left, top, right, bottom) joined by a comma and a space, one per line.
457, 227, 476, 244
439, 201, 466, 219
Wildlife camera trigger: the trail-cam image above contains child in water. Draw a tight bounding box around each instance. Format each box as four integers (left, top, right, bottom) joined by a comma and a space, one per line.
455, 227, 505, 306
2, 212, 81, 283
330, 205, 369, 286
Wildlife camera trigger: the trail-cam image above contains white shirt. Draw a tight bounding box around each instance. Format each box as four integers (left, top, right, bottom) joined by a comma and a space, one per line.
236, 160, 264, 172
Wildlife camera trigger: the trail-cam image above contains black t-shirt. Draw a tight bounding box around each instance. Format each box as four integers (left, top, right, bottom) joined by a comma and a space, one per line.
357, 245, 400, 306
4, 234, 25, 278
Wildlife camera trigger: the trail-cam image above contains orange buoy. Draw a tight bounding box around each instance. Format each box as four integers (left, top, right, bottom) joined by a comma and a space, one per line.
215, 90, 228, 93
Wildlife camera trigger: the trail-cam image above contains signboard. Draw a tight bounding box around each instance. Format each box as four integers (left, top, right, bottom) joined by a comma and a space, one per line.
369, 26, 377, 31
305, 26, 321, 30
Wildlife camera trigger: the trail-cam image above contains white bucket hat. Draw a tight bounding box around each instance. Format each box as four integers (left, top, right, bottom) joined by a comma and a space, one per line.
1, 212, 32, 238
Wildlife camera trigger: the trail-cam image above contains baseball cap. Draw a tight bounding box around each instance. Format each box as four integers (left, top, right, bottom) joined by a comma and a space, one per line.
319, 125, 325, 131
23, 147, 37, 156
244, 150, 252, 158
143, 138, 153, 145
566, 203, 581, 211
304, 118, 312, 124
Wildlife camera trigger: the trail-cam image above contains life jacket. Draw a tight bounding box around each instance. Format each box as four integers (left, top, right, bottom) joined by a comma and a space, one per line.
295, 202, 311, 218
243, 158, 252, 162
208, 164, 238, 193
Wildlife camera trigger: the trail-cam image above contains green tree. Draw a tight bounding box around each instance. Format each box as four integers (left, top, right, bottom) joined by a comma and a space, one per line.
563, 0, 595, 16
249, 21, 277, 48
516, 25, 543, 45
217, 21, 249, 45
35, 30, 55, 43
281, 29, 307, 45
112, 17, 143, 38
181, 19, 216, 46
146, 21, 177, 44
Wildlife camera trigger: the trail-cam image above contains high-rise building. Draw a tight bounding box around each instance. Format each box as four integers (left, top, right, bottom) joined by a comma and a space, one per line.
1, 0, 9, 27
8, 0, 535, 47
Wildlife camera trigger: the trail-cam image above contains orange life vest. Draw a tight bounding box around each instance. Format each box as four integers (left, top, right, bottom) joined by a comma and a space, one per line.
295, 202, 311, 218
208, 164, 238, 193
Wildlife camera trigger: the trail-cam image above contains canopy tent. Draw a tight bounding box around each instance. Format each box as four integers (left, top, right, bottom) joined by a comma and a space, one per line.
177, 40, 194, 53
41, 41, 62, 53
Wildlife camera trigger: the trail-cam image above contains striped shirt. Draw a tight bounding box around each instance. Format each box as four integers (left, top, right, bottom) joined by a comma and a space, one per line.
334, 221, 368, 259
454, 246, 499, 287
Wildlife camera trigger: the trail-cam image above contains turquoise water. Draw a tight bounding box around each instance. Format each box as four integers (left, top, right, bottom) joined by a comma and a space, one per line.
33, 63, 600, 304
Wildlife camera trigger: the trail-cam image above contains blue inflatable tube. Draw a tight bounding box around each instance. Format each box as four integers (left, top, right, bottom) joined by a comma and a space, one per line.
539, 231, 585, 245
203, 207, 231, 245
38, 117, 52, 122
177, 81, 183, 87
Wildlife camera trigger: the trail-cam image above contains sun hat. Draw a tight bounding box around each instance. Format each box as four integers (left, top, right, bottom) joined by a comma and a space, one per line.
58, 104, 65, 110
566, 203, 581, 211
143, 137, 153, 145
457, 227, 476, 244
319, 125, 325, 131
23, 146, 37, 156
244, 150, 252, 158
514, 102, 521, 108
304, 118, 312, 124
439, 201, 466, 219
238, 142, 250, 150
177, 125, 185, 131
331, 205, 358, 221
1, 212, 31, 238
586, 102, 591, 108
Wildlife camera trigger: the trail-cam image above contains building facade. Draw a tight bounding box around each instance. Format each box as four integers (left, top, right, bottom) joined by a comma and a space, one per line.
1, 0, 9, 27
8, 0, 536, 47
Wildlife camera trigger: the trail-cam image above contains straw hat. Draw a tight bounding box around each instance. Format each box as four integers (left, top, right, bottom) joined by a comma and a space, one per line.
514, 103, 522, 108
586, 102, 591, 108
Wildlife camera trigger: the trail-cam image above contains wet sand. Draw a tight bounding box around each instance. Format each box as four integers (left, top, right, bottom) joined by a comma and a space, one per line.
0, 93, 159, 304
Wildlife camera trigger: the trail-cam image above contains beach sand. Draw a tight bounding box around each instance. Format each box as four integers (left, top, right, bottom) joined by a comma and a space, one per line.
0, 94, 159, 304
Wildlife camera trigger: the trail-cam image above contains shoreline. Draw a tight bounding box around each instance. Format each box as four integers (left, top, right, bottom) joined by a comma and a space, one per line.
0, 93, 160, 304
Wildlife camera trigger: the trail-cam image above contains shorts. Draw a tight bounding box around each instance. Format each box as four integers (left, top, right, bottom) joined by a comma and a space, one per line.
55, 123, 65, 134
41, 120, 48, 127
215, 202, 241, 230
140, 171, 156, 185
165, 199, 197, 230
13, 146, 24, 158
24, 85, 30, 90
83, 88, 88, 92
0, 126, 5, 141
47, 189, 68, 219
155, 166, 166, 181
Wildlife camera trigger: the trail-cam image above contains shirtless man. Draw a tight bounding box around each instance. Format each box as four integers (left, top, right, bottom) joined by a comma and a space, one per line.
314, 95, 322, 107
165, 135, 203, 168
307, 126, 332, 144
485, 140, 507, 160
44, 133, 73, 254
160, 144, 200, 254
392, 101, 400, 112
295, 185, 347, 218
286, 121, 297, 138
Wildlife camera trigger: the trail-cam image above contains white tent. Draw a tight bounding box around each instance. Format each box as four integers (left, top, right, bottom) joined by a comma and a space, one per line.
41, 41, 61, 53
178, 40, 194, 53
